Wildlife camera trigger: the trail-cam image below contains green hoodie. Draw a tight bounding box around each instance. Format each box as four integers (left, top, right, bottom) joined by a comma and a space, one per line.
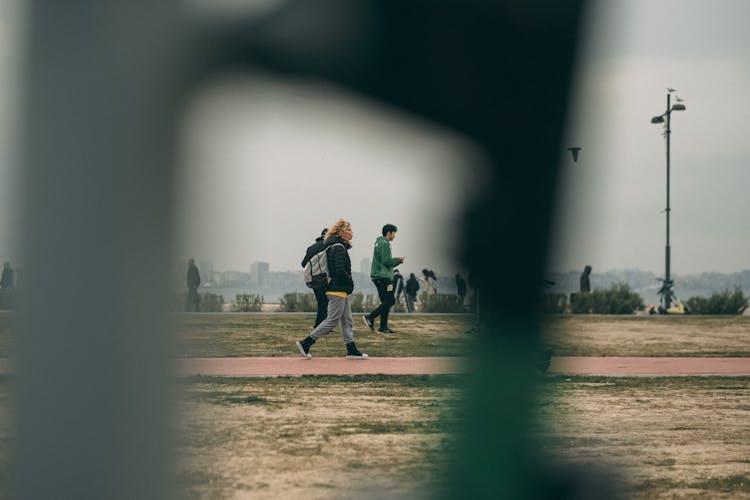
370, 236, 401, 280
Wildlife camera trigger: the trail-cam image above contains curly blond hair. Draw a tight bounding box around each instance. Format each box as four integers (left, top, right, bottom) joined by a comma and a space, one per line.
326, 219, 351, 240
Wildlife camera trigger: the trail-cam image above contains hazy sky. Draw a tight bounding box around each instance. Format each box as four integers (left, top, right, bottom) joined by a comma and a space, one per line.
1, 1, 749, 276
552, 0, 750, 275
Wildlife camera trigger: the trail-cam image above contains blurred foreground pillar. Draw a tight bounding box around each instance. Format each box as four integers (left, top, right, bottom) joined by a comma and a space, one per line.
15, 2, 182, 499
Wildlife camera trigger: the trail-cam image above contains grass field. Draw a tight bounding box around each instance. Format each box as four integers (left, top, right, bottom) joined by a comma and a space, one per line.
173, 313, 475, 358
542, 315, 750, 357
0, 313, 749, 498
176, 375, 462, 499
538, 376, 750, 499
1, 312, 748, 358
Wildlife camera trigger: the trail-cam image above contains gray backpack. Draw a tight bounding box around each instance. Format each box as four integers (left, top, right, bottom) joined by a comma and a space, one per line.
303, 243, 343, 289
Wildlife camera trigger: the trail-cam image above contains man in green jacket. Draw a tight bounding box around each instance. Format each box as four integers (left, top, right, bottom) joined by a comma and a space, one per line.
363, 224, 404, 333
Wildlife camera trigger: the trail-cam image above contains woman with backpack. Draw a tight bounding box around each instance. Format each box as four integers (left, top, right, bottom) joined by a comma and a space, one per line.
296, 219, 368, 359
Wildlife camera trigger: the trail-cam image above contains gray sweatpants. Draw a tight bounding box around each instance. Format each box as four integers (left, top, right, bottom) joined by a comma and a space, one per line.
309, 294, 354, 344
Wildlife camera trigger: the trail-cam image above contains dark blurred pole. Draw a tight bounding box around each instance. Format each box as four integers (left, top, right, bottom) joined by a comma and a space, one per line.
224, 0, 587, 496
15, 2, 182, 499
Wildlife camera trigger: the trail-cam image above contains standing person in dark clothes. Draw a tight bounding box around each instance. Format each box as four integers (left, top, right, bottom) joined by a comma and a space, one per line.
186, 258, 201, 312
301, 228, 329, 327
392, 269, 405, 307
405, 272, 420, 313
362, 224, 404, 334
296, 219, 367, 359
580, 265, 592, 293
0, 262, 14, 289
455, 273, 467, 310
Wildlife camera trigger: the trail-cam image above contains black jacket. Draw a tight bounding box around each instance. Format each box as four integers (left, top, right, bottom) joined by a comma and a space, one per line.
456, 275, 467, 296
405, 276, 420, 295
301, 236, 325, 267
325, 236, 354, 294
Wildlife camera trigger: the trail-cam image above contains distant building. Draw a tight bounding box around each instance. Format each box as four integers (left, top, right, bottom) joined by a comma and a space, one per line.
249, 261, 270, 287
360, 258, 371, 276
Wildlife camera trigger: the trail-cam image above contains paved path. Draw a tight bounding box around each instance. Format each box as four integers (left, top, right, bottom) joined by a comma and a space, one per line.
550, 356, 750, 376
1, 357, 749, 377
178, 356, 750, 377
178, 357, 465, 377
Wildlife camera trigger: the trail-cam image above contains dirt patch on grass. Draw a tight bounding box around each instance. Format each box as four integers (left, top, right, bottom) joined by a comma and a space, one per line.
537, 376, 750, 498
175, 375, 462, 499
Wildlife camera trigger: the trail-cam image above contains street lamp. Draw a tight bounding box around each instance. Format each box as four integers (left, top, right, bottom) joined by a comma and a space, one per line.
651, 89, 686, 312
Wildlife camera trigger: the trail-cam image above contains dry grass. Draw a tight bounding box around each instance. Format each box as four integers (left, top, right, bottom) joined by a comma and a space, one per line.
542, 315, 750, 356
175, 375, 462, 499
538, 376, 750, 498
174, 313, 475, 358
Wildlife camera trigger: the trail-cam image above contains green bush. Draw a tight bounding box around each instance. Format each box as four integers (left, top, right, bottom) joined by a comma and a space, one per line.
686, 288, 748, 315
200, 293, 225, 312
541, 293, 567, 314
278, 292, 316, 312
232, 294, 263, 312
571, 283, 644, 314
419, 293, 464, 313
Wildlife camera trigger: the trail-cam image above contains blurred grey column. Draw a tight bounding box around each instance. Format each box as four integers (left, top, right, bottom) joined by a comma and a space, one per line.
15, 2, 182, 499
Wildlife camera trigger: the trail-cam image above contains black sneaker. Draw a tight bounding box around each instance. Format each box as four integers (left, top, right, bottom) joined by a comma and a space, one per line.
345, 342, 368, 359
377, 328, 394, 334
296, 336, 315, 359
362, 315, 374, 331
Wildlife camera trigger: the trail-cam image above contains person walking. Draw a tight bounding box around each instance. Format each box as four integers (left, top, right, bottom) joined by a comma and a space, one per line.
455, 273, 467, 310
421, 269, 438, 295
405, 272, 420, 313
392, 269, 405, 307
186, 258, 201, 312
301, 228, 329, 327
295, 219, 368, 359
363, 224, 404, 334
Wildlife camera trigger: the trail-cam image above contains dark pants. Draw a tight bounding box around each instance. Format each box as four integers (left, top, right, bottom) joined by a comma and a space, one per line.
313, 286, 329, 327
186, 286, 201, 312
367, 278, 395, 329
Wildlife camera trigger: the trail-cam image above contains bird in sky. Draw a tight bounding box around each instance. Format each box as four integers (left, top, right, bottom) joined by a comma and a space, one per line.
566, 146, 581, 162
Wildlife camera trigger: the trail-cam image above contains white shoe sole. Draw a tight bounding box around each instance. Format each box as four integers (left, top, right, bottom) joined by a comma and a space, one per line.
345, 353, 369, 360
295, 341, 312, 360
362, 316, 374, 330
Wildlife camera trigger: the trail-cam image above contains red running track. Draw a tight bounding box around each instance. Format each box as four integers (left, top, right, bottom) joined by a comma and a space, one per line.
1, 357, 748, 377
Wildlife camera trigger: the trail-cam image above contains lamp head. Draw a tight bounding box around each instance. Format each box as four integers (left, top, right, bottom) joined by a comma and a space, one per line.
651, 115, 665, 124
671, 103, 686, 111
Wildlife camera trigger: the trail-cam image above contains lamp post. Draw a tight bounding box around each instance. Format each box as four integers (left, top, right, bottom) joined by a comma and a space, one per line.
651, 89, 686, 312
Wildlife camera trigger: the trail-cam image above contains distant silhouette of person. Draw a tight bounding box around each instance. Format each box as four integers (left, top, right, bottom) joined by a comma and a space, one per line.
186, 258, 201, 312
0, 262, 14, 289
363, 224, 404, 334
405, 272, 420, 313
421, 269, 438, 295
455, 273, 467, 309
580, 265, 592, 293
392, 269, 405, 307
301, 228, 329, 327
466, 270, 480, 334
